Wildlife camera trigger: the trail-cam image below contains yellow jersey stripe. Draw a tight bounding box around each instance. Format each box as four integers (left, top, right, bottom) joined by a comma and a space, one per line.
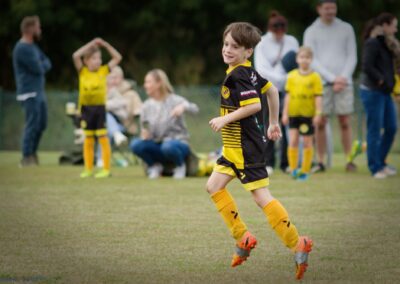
261, 81, 273, 94
240, 97, 261, 107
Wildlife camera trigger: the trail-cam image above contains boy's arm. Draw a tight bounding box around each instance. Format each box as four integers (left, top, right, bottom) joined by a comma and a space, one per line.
281, 93, 290, 126
97, 38, 122, 69
313, 96, 323, 126
72, 39, 97, 71
265, 85, 282, 141
209, 103, 261, 132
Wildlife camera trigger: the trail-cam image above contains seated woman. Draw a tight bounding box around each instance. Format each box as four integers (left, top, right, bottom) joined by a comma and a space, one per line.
130, 69, 199, 179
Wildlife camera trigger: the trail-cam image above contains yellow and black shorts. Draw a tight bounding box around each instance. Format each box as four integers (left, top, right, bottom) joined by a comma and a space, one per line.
80, 105, 107, 137
214, 156, 269, 191
289, 116, 314, 136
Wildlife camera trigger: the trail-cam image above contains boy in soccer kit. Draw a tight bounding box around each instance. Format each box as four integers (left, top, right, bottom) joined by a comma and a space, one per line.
207, 22, 313, 280
282, 47, 323, 180
72, 38, 122, 178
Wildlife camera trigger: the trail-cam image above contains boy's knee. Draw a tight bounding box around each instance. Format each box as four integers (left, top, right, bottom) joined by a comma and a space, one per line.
205, 180, 219, 195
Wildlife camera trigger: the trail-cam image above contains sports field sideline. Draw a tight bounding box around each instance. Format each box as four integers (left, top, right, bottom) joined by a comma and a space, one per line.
0, 151, 399, 283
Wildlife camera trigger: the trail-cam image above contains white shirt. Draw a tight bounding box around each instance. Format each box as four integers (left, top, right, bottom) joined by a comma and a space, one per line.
254, 32, 299, 91
303, 18, 357, 84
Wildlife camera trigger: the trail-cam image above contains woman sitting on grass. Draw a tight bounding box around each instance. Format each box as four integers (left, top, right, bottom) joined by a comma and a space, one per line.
130, 69, 199, 179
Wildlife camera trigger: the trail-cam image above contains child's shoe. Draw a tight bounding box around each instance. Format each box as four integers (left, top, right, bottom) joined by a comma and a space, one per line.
95, 169, 111, 178
231, 231, 258, 267
294, 236, 313, 280
80, 169, 93, 178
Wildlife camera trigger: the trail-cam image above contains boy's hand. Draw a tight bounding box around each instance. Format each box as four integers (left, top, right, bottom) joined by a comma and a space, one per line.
94, 37, 105, 46
209, 116, 228, 132
267, 123, 282, 141
313, 114, 322, 126
281, 114, 289, 126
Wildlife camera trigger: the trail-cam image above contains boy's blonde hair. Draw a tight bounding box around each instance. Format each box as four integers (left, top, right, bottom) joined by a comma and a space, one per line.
297, 46, 313, 58
20, 15, 39, 33
83, 46, 101, 61
223, 22, 261, 49
147, 69, 174, 96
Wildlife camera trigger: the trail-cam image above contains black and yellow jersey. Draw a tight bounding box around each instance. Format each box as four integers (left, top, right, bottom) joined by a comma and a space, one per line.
219, 60, 273, 169
78, 65, 109, 108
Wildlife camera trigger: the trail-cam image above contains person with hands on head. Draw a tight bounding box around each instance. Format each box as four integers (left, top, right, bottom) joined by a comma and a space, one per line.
281, 47, 323, 181
72, 37, 122, 178
206, 22, 313, 280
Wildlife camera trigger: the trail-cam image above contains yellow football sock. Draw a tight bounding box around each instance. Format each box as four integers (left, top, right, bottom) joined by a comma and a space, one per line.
98, 136, 111, 171
83, 136, 95, 171
301, 147, 314, 174
288, 147, 299, 172
211, 188, 247, 241
263, 199, 299, 250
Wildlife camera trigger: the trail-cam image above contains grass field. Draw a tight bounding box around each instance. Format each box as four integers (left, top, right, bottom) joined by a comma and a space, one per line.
0, 151, 399, 283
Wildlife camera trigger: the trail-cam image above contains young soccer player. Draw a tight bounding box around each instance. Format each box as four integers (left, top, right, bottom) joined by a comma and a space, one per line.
207, 22, 313, 280
282, 46, 323, 180
72, 38, 122, 178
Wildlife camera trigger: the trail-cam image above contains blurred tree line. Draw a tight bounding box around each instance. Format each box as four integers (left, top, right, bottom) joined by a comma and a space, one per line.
1, 0, 399, 90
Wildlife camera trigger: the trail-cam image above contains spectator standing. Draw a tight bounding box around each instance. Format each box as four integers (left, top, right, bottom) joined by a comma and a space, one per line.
254, 10, 299, 174
359, 13, 398, 178
303, 0, 357, 172
12, 16, 51, 167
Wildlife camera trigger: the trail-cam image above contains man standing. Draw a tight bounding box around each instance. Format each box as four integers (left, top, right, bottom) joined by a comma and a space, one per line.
13, 16, 51, 166
303, 0, 357, 172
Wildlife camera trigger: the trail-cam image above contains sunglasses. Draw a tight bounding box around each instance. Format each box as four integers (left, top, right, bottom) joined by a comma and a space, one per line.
272, 22, 286, 29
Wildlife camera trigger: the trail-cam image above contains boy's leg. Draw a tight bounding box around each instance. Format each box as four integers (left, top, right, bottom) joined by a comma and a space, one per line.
206, 170, 245, 240
81, 135, 95, 177
252, 187, 313, 280
98, 135, 111, 171
206, 169, 257, 267
288, 129, 300, 173
301, 136, 314, 174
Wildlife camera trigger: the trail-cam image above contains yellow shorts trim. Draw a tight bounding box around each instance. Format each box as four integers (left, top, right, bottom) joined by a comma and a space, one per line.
242, 178, 269, 191
95, 129, 108, 136
83, 130, 95, 136
213, 164, 236, 176
213, 164, 269, 191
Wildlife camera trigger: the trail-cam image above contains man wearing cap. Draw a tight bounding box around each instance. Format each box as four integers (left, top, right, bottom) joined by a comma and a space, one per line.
303, 0, 357, 172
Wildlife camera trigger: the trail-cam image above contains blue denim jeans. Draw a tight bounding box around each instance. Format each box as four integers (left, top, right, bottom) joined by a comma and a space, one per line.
360, 88, 397, 174
130, 138, 190, 167
21, 98, 47, 157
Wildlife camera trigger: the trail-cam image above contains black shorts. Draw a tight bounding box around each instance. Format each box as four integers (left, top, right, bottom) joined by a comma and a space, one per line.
214, 156, 269, 191
289, 116, 314, 136
80, 105, 107, 136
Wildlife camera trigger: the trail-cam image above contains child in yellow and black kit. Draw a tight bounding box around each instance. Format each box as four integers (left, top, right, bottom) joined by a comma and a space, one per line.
206, 22, 313, 280
72, 38, 122, 178
282, 46, 323, 181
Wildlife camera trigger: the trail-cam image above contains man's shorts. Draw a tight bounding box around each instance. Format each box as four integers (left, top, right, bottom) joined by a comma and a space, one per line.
323, 85, 354, 115
289, 116, 314, 136
213, 156, 269, 191
80, 105, 107, 137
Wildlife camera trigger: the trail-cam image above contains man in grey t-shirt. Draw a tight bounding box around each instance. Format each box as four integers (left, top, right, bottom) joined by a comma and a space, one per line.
303, 0, 357, 172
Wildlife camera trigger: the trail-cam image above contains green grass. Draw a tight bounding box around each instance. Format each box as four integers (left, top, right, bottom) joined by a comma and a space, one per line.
0, 151, 399, 283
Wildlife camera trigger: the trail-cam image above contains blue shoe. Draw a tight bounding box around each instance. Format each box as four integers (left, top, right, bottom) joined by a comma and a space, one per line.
291, 169, 299, 179
297, 172, 309, 181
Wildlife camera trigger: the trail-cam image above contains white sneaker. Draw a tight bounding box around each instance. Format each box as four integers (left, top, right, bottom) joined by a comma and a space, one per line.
113, 131, 128, 146
266, 166, 274, 176
96, 159, 103, 168
373, 170, 387, 179
148, 163, 163, 179
383, 165, 397, 176
173, 164, 186, 179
